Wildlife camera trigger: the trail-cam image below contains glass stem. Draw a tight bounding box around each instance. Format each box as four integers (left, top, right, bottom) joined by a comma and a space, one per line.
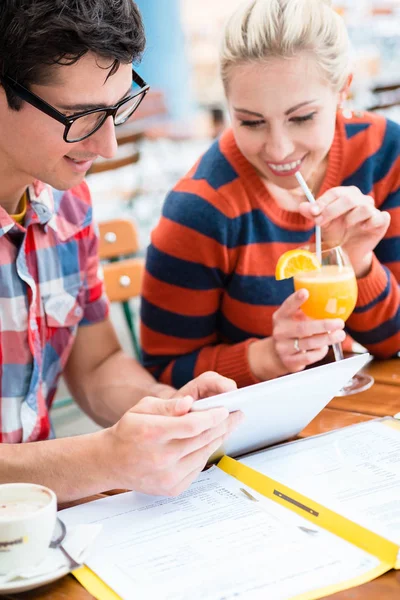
332, 342, 344, 362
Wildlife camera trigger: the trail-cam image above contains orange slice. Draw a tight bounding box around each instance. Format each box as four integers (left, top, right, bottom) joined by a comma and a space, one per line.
275, 249, 321, 280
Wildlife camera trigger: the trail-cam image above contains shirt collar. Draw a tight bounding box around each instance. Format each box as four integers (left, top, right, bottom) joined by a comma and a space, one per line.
26, 181, 54, 228
0, 180, 90, 242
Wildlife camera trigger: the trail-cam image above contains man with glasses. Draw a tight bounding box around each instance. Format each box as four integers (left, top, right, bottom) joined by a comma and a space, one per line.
0, 0, 242, 502
1, 69, 150, 144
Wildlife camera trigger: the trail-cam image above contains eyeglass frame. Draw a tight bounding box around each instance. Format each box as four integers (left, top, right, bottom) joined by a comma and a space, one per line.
0, 68, 150, 143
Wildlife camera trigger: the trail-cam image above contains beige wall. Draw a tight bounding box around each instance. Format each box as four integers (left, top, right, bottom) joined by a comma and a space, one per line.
179, 0, 244, 105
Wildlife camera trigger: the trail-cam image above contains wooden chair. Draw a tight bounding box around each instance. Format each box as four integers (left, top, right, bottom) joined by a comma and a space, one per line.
367, 82, 400, 112
98, 218, 140, 259
98, 219, 143, 358
102, 258, 144, 302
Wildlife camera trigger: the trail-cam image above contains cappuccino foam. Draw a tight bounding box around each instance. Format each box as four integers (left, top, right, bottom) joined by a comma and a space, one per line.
0, 501, 45, 518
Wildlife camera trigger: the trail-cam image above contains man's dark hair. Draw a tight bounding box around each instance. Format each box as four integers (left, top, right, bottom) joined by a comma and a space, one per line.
0, 0, 146, 109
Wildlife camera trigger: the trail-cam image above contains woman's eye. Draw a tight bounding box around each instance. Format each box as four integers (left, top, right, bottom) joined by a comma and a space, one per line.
291, 112, 317, 124
239, 119, 264, 128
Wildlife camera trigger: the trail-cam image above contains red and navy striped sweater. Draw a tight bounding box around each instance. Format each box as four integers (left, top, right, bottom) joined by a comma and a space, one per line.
141, 110, 400, 388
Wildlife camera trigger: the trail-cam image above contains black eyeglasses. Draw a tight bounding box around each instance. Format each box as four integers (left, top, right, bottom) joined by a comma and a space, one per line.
0, 69, 149, 143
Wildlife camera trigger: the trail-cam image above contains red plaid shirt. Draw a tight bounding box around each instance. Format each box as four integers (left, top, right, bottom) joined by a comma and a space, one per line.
0, 180, 109, 443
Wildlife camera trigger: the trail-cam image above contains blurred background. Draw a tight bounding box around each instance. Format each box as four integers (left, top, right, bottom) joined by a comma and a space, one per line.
143, 0, 400, 127
52, 0, 400, 436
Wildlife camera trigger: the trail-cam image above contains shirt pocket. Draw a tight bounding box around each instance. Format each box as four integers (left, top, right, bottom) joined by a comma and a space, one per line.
42, 288, 85, 372
43, 289, 84, 329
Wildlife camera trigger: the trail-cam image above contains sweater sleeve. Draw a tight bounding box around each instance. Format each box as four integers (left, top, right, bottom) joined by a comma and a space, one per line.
140, 181, 260, 388
346, 178, 400, 359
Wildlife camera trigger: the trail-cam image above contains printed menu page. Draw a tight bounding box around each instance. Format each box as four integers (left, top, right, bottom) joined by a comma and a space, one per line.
242, 419, 400, 546
61, 466, 381, 600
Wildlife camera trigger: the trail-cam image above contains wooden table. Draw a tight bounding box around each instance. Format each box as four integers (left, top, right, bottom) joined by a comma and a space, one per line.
7, 358, 400, 600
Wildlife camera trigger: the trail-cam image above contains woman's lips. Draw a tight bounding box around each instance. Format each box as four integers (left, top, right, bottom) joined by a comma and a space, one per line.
266, 157, 304, 177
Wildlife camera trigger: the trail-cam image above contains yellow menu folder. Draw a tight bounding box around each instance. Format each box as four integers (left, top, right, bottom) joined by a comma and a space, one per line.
70, 417, 400, 600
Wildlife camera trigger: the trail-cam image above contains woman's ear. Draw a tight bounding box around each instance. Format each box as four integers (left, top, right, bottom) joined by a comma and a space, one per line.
338, 73, 353, 107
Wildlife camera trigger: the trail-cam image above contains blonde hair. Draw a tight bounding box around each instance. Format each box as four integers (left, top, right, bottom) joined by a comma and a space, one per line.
220, 0, 350, 91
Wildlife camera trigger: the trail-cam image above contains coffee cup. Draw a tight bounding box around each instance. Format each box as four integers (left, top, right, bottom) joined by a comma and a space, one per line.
0, 483, 57, 574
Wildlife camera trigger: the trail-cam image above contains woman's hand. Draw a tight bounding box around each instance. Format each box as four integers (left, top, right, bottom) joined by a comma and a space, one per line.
248, 289, 346, 379
298, 186, 390, 278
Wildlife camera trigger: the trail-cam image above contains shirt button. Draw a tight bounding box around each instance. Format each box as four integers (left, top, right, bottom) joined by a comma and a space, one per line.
74, 306, 83, 317
30, 320, 38, 330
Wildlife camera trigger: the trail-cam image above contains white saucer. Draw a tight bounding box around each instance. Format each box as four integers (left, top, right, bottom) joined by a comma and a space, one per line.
0, 520, 99, 595
0, 564, 70, 595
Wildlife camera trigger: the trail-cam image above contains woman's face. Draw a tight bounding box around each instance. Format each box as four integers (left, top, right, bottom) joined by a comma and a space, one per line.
226, 53, 341, 190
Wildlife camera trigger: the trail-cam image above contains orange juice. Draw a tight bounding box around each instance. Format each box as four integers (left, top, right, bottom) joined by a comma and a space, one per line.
293, 265, 357, 321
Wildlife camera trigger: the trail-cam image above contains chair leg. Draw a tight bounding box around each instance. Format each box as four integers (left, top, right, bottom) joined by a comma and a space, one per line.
52, 397, 74, 409
122, 301, 141, 359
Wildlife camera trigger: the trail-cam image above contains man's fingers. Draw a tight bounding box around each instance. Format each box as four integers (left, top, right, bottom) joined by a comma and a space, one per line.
176, 371, 237, 401
226, 410, 245, 434
167, 466, 208, 498
174, 410, 244, 459
133, 394, 194, 417
171, 435, 228, 497
178, 434, 228, 481
144, 406, 231, 442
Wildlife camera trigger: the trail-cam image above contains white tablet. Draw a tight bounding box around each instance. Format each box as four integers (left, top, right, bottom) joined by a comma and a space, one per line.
191, 353, 372, 463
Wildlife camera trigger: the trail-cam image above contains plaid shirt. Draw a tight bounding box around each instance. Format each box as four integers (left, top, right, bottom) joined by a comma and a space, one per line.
0, 180, 109, 443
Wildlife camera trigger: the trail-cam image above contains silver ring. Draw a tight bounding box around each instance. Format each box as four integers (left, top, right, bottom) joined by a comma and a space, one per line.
294, 338, 300, 353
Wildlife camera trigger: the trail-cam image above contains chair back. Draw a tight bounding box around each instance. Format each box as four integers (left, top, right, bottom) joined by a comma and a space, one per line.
102, 258, 144, 303
98, 219, 140, 260
98, 218, 143, 358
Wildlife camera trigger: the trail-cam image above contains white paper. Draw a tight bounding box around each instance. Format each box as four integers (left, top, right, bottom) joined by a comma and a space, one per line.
61, 467, 379, 600
242, 419, 400, 545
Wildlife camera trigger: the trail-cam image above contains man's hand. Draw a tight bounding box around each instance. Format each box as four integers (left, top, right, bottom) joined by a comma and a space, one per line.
150, 371, 237, 402
173, 371, 237, 400
102, 394, 244, 497
0, 376, 243, 504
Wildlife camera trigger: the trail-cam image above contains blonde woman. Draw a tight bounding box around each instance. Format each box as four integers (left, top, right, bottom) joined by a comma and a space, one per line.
141, 0, 399, 388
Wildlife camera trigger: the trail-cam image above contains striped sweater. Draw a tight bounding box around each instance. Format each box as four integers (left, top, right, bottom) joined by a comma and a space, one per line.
141, 110, 400, 388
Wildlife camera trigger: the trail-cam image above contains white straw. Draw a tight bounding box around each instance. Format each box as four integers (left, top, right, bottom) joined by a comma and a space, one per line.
295, 171, 322, 263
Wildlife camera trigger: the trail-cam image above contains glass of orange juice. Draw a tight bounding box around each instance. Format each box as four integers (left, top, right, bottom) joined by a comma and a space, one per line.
293, 244, 373, 395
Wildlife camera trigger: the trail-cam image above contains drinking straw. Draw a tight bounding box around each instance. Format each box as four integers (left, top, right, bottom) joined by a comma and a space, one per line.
295, 171, 322, 263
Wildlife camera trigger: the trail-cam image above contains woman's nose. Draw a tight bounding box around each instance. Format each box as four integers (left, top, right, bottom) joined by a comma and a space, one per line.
266, 129, 296, 162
